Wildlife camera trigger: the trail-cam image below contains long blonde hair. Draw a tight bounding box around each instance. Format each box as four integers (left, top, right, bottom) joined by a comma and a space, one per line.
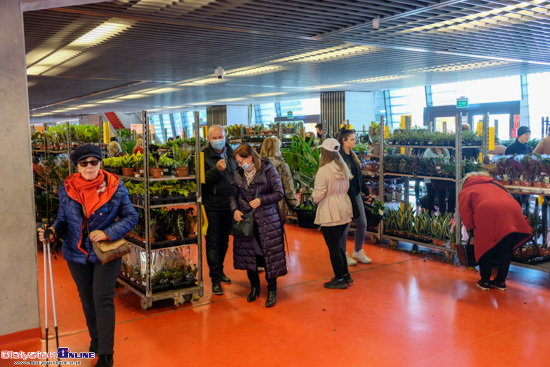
319, 149, 351, 180
260, 137, 281, 158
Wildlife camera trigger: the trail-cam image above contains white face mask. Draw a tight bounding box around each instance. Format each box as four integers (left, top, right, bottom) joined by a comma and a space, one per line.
241, 162, 252, 171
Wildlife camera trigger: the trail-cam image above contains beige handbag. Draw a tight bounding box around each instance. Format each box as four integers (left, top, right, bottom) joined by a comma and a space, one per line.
91, 238, 130, 264
83, 206, 130, 264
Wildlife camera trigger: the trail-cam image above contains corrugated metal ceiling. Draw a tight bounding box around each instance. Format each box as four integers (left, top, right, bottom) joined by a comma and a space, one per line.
23, 0, 550, 120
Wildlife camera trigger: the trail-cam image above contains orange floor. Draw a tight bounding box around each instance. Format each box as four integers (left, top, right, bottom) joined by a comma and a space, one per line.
3, 224, 550, 367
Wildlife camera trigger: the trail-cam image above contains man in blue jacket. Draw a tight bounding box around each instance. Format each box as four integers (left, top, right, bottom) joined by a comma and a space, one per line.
201, 125, 237, 295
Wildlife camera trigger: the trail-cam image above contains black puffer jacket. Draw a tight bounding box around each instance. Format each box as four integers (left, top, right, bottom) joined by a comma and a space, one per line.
201, 143, 237, 211
340, 149, 369, 217
230, 158, 287, 279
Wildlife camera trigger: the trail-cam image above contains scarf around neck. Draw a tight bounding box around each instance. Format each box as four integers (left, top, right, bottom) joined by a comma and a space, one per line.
64, 169, 120, 217
244, 165, 257, 186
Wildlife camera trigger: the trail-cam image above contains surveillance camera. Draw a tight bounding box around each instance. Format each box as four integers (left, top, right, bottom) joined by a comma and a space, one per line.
214, 66, 225, 79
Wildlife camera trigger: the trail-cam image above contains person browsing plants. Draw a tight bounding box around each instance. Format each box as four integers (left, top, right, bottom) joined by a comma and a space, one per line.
458, 171, 532, 291
201, 125, 238, 295
336, 128, 372, 266
37, 144, 138, 367
312, 138, 353, 289
230, 143, 287, 307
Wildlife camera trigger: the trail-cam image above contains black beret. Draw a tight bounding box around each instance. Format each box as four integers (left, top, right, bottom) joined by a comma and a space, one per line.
70, 144, 103, 165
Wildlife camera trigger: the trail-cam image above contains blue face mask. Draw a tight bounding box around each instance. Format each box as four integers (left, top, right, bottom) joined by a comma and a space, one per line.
241, 162, 252, 171
211, 139, 225, 150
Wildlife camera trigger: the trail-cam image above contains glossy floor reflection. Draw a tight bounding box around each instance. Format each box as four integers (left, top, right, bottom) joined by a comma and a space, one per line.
4, 224, 550, 367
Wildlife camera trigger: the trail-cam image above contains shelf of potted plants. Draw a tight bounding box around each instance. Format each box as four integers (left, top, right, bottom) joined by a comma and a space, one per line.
115, 110, 204, 310
373, 112, 489, 262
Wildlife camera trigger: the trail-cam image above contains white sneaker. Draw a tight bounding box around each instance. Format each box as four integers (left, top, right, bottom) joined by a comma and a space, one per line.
345, 252, 357, 266
353, 249, 372, 264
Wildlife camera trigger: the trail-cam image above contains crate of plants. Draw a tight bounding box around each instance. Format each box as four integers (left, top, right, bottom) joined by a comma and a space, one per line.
151, 246, 199, 290
150, 208, 198, 248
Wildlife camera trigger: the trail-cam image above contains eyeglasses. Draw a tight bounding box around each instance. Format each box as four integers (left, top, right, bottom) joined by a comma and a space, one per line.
78, 159, 100, 168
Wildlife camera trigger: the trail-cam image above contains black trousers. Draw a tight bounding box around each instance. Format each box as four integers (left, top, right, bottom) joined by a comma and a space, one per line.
478, 236, 515, 283
204, 208, 232, 283
67, 257, 121, 355
426, 183, 456, 215
321, 224, 349, 279
247, 255, 277, 291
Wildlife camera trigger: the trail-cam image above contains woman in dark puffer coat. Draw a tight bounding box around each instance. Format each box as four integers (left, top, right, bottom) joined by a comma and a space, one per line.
230, 143, 286, 308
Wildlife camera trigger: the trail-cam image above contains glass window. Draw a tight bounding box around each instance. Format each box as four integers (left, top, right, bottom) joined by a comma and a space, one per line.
431, 76, 520, 106
527, 72, 550, 139
388, 86, 426, 129
172, 113, 183, 138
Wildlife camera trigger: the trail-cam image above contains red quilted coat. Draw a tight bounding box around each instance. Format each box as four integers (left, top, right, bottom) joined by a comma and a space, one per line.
458, 175, 532, 261
230, 158, 287, 279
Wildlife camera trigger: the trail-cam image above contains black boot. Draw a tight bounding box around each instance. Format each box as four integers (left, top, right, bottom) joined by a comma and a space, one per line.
247, 286, 261, 302
95, 354, 113, 367
89, 338, 98, 354
265, 290, 277, 308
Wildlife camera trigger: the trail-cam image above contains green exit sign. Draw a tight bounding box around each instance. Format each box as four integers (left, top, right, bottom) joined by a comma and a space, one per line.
457, 97, 469, 108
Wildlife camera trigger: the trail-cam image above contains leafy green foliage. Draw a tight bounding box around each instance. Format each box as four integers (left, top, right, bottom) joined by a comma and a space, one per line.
282, 136, 319, 190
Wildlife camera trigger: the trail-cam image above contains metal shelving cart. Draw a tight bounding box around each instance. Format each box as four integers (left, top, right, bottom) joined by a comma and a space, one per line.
116, 111, 204, 310
370, 112, 489, 261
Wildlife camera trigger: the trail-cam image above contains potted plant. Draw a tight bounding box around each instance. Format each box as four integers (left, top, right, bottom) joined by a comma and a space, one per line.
148, 152, 164, 178
365, 200, 385, 232
159, 153, 176, 176
173, 145, 192, 177
294, 195, 318, 228
505, 156, 522, 186
520, 154, 535, 187
120, 155, 136, 176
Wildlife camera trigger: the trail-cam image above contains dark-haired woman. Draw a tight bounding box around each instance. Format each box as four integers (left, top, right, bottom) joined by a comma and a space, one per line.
230, 143, 287, 307
337, 128, 372, 265
38, 144, 138, 367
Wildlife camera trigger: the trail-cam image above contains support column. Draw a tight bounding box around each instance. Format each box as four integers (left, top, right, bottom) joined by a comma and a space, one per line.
320, 91, 375, 136
0, 0, 40, 337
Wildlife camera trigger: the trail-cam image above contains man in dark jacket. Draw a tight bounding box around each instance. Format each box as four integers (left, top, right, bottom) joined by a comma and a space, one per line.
505, 126, 532, 155
202, 125, 237, 295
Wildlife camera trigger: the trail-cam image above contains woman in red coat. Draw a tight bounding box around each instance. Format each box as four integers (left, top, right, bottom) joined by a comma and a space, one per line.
458, 172, 532, 291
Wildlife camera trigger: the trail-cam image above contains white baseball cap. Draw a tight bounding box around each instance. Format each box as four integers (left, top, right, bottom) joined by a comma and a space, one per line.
318, 138, 340, 152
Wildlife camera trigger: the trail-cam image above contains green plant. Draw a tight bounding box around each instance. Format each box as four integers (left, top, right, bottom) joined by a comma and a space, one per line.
159, 153, 176, 168
283, 136, 320, 190
432, 213, 452, 240
173, 145, 192, 168
120, 155, 136, 168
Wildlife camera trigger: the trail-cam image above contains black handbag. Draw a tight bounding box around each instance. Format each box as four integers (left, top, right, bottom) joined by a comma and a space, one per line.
231, 212, 255, 237
231, 186, 259, 238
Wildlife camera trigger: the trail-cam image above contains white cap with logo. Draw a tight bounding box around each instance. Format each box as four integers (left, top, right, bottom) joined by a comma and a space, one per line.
318, 138, 340, 152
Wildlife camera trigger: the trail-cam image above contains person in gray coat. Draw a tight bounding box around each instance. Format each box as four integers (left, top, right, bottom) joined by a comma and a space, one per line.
260, 137, 299, 217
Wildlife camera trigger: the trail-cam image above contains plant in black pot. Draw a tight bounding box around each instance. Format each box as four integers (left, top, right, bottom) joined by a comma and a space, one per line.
294, 194, 318, 228
365, 200, 385, 232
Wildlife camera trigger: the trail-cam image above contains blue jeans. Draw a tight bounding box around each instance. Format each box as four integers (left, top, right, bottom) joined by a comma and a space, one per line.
340, 193, 367, 252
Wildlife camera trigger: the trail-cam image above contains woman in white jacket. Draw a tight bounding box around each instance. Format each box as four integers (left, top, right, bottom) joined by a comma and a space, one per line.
312, 138, 353, 289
